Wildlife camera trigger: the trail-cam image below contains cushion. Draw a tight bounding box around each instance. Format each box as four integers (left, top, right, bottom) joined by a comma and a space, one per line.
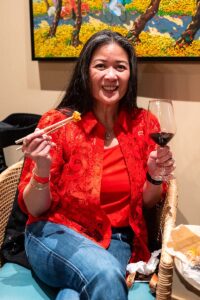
128, 282, 155, 300
0, 263, 155, 300
0, 263, 57, 300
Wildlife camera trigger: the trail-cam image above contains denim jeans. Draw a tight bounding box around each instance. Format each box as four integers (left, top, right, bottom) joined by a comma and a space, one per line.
25, 221, 133, 300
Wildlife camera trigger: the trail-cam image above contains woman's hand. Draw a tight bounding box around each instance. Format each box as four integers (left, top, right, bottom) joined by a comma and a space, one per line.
22, 128, 56, 176
147, 146, 176, 181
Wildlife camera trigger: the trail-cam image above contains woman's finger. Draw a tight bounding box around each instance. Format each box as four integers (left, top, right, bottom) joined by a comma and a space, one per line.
156, 151, 173, 164
22, 128, 44, 146
22, 134, 52, 152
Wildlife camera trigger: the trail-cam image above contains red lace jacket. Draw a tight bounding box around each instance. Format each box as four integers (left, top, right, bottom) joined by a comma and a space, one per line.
18, 108, 158, 263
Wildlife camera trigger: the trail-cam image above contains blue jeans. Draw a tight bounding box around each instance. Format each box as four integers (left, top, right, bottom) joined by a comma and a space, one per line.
25, 221, 133, 300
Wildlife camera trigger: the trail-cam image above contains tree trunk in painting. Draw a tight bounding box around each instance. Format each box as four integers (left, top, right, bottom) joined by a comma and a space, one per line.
176, 0, 200, 46
71, 0, 82, 47
44, 0, 50, 10
48, 0, 62, 38
126, 0, 161, 43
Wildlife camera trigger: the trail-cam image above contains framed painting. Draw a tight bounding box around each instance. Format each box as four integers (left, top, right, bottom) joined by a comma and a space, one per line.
29, 0, 200, 61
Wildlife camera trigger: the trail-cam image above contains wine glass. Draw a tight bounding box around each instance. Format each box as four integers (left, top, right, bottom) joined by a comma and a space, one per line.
147, 99, 176, 180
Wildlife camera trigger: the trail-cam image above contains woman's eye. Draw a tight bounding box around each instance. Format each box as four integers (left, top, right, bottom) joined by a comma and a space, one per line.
117, 65, 126, 71
95, 64, 105, 70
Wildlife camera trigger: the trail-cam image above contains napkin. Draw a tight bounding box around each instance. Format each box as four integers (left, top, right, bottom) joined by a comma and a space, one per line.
166, 224, 200, 286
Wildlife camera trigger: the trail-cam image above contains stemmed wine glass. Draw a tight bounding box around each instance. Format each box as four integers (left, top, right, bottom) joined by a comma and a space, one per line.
147, 99, 176, 180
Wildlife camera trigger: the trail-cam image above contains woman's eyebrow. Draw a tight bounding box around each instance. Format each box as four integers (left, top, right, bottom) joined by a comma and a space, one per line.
92, 59, 129, 65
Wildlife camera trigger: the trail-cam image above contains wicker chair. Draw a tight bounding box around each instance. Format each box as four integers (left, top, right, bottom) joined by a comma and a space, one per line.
0, 160, 178, 300
0, 160, 24, 259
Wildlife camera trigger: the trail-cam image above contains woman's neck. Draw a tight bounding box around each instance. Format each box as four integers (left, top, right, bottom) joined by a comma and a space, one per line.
93, 103, 119, 149
93, 103, 119, 131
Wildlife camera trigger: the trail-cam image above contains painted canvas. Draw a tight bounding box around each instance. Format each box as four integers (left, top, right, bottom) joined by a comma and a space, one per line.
30, 0, 200, 60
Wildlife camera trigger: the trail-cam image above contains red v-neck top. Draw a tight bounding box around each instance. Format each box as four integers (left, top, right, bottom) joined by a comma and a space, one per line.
101, 145, 130, 227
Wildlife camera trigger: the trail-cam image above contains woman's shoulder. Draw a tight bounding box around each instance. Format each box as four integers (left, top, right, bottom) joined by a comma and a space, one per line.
37, 108, 68, 129
132, 107, 147, 115
130, 107, 147, 123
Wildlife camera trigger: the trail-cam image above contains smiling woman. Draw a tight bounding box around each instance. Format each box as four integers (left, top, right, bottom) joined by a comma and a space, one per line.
16, 30, 176, 300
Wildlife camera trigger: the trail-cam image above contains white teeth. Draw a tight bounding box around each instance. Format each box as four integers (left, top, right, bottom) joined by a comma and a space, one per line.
103, 86, 117, 91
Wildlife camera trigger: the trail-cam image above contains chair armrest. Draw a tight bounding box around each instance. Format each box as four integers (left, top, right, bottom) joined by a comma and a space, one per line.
0, 161, 23, 267
156, 179, 178, 299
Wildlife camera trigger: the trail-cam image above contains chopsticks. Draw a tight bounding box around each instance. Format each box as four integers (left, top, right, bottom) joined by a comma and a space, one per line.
15, 111, 81, 150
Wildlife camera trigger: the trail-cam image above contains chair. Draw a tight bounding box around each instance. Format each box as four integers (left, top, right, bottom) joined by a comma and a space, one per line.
0, 113, 41, 172
0, 161, 178, 300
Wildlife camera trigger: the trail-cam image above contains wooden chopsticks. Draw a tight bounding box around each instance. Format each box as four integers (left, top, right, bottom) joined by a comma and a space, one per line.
15, 111, 81, 150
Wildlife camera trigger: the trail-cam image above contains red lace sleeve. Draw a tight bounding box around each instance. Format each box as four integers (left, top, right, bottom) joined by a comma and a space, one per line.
17, 109, 67, 214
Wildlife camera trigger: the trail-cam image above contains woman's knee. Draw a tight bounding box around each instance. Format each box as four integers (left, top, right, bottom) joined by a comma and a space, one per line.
88, 264, 125, 288
81, 265, 128, 300
56, 288, 80, 300
95, 265, 126, 286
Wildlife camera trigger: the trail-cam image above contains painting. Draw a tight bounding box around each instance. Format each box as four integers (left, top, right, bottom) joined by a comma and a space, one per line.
30, 0, 200, 61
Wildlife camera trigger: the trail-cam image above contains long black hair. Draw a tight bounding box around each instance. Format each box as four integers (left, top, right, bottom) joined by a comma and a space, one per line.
57, 29, 138, 114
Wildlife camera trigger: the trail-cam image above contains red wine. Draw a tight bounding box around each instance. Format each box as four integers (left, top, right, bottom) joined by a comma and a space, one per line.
150, 132, 174, 146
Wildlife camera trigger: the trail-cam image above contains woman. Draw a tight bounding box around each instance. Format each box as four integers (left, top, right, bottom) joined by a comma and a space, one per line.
18, 30, 175, 300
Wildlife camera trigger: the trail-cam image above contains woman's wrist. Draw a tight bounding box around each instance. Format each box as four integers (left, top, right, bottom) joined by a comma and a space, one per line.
146, 172, 163, 185
30, 177, 49, 190
33, 168, 50, 184
33, 162, 51, 177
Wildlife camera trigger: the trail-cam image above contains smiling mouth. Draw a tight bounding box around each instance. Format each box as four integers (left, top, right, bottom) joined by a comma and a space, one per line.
102, 86, 118, 92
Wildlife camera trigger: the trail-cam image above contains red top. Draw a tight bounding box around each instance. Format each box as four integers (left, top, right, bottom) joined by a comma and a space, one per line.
18, 108, 160, 263
101, 145, 130, 227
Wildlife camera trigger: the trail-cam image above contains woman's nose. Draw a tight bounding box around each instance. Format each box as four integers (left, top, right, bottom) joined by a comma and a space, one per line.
104, 67, 117, 79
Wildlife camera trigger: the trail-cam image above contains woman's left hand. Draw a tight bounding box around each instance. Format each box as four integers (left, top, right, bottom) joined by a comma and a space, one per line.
147, 146, 176, 181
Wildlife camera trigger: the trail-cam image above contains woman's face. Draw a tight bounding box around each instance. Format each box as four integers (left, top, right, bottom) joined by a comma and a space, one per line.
89, 42, 130, 108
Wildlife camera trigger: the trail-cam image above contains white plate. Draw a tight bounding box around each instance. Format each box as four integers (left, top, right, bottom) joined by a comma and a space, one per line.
175, 257, 200, 291
174, 225, 200, 291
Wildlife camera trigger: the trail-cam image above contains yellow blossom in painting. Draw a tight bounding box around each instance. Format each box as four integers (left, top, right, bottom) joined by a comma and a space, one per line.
133, 31, 200, 58
134, 32, 173, 57
86, 0, 102, 11
33, 1, 47, 16
160, 0, 196, 15
125, 0, 195, 15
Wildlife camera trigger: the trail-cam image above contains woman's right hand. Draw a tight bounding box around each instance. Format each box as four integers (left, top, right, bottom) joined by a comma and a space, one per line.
22, 128, 56, 176
147, 145, 175, 181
